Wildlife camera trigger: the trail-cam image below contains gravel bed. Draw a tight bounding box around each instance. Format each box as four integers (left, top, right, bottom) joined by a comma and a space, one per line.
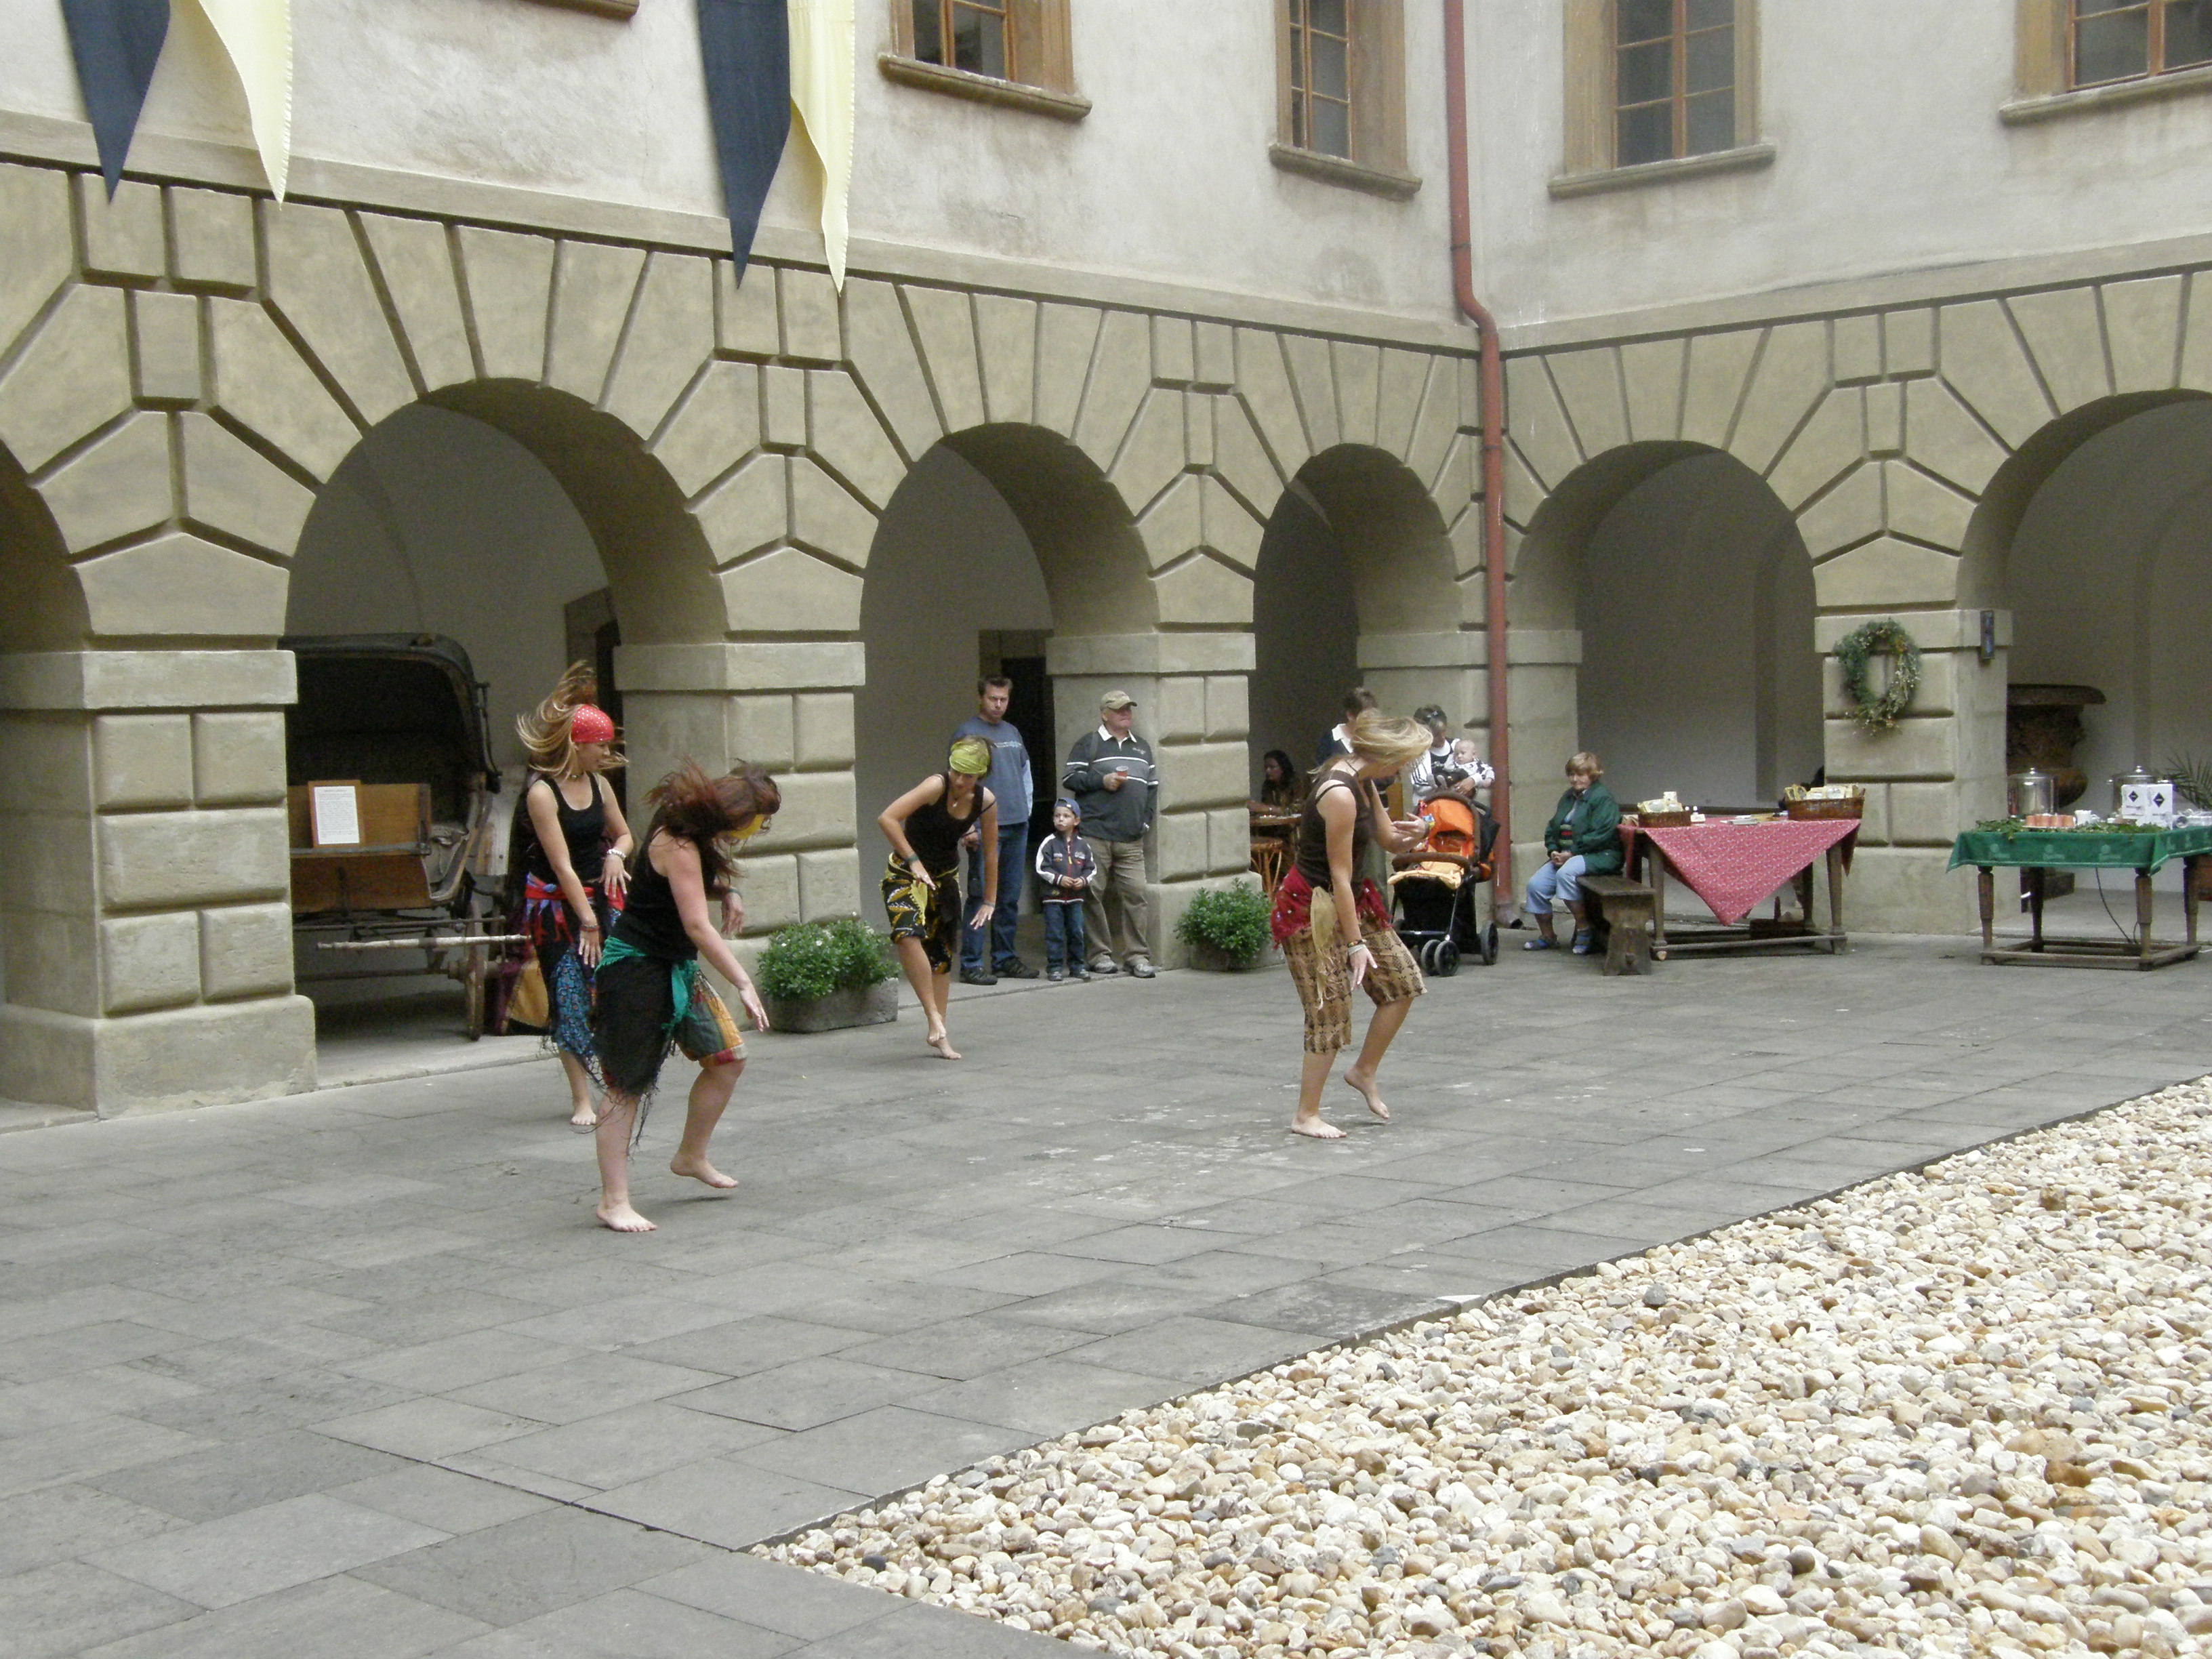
762, 1078, 2212, 1657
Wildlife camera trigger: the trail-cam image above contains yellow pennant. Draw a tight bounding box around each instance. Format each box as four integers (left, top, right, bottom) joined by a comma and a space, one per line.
193, 0, 291, 200
787, 0, 855, 289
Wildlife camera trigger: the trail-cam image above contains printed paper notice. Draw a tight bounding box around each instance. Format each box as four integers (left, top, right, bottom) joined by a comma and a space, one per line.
310, 784, 362, 847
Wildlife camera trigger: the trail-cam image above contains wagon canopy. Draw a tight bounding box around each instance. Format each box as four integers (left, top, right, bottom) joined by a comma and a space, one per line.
283, 634, 499, 824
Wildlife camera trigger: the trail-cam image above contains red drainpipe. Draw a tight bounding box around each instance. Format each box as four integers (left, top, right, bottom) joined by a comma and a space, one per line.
1443, 0, 1513, 905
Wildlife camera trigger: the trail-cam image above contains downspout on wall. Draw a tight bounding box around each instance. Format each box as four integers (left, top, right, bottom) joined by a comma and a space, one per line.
1442, 0, 1513, 908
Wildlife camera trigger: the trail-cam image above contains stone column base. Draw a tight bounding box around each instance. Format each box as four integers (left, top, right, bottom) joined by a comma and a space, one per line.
0, 996, 316, 1116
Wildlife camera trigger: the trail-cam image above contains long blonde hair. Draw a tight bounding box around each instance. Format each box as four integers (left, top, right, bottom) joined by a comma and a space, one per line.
516, 661, 625, 777
1347, 711, 1431, 771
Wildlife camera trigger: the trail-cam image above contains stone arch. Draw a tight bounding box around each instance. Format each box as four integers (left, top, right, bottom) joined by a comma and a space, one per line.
0, 438, 81, 652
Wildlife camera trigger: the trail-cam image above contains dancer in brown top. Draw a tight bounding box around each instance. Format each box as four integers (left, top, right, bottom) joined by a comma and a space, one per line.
1269, 712, 1434, 1139
878, 737, 998, 1060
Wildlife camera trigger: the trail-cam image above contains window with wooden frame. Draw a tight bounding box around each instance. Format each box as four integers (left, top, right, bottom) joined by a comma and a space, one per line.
881, 0, 1086, 118
2068, 0, 2212, 85
1557, 0, 1765, 191
1272, 0, 1416, 198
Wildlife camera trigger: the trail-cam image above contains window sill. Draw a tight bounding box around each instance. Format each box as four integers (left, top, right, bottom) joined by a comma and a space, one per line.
526, 0, 638, 16
1267, 144, 1421, 201
876, 54, 1090, 121
1548, 140, 1776, 199
2001, 62, 2212, 124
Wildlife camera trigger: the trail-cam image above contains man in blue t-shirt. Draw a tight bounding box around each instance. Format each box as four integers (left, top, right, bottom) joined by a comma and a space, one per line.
954, 676, 1036, 983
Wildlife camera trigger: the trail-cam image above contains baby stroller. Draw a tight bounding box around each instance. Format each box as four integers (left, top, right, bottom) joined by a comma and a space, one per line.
1389, 796, 1499, 975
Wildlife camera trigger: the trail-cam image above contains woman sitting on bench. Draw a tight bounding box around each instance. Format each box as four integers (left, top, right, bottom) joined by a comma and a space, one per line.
1525, 750, 1622, 955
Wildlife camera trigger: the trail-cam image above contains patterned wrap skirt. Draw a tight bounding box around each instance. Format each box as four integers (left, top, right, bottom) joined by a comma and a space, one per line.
1274, 869, 1424, 1054
592, 943, 745, 1106
881, 854, 962, 974
520, 875, 622, 1060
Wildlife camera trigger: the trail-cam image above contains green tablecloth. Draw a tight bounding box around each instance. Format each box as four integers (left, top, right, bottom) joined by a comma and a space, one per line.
1948, 825, 2212, 873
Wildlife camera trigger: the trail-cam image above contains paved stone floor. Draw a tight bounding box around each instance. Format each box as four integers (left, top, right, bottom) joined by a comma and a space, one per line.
5, 934, 2211, 1656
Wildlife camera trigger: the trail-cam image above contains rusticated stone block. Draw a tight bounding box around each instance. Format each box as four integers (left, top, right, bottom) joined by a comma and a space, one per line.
2, 908, 98, 1017
975, 293, 1036, 425
208, 298, 361, 480
264, 202, 415, 425
1822, 714, 1956, 781
1904, 377, 2009, 496
1153, 315, 1196, 387
359, 213, 474, 393
98, 806, 289, 908
1884, 308, 1936, 377
2102, 274, 2183, 394
1155, 674, 1206, 743
844, 278, 941, 461
762, 769, 854, 851
1200, 477, 1264, 571
0, 714, 92, 815
604, 251, 714, 437
1794, 462, 1881, 560
2007, 286, 2108, 413
1679, 327, 1761, 451
1406, 361, 1460, 489
1332, 340, 1380, 446
1823, 647, 1959, 718
1155, 810, 1207, 882
1153, 552, 1250, 628
726, 693, 797, 768
1110, 390, 1187, 512
1887, 780, 1969, 846
1863, 382, 1904, 457
717, 258, 779, 356
1765, 387, 1864, 509
1282, 333, 1338, 453
133, 289, 202, 403
39, 415, 173, 554
1504, 354, 1580, 490
695, 453, 787, 567
1811, 535, 1959, 610
102, 912, 201, 1013
1235, 327, 1309, 478
1832, 314, 1882, 384
1620, 336, 1684, 443
1138, 473, 1200, 571
779, 266, 842, 363
1212, 394, 1281, 514
199, 901, 293, 999
808, 370, 905, 508
79, 176, 165, 281
192, 711, 285, 805
1, 809, 98, 919
1184, 390, 1214, 468
0, 285, 134, 472
170, 188, 257, 291
1207, 807, 1254, 876
1035, 302, 1102, 436
1073, 310, 1151, 471
1193, 320, 1235, 390
789, 459, 878, 570
718, 546, 863, 634
546, 240, 647, 403
762, 364, 808, 447
76, 533, 289, 640
654, 360, 760, 499
1204, 674, 1248, 741
87, 994, 317, 1115
796, 846, 859, 921
0, 165, 75, 354
1375, 348, 1429, 457
794, 692, 854, 769
94, 713, 194, 809
1884, 462, 1973, 552
180, 413, 316, 556
458, 226, 555, 380
738, 852, 800, 932
1730, 321, 1829, 476
906, 284, 983, 431
1547, 346, 1628, 458
1158, 740, 1249, 811
1939, 300, 2052, 448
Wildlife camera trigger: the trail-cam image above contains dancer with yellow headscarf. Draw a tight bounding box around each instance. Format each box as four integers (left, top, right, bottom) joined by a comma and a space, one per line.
878, 737, 999, 1059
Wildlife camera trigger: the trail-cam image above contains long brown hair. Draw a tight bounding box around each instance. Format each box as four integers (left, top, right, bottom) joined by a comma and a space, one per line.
644, 762, 780, 893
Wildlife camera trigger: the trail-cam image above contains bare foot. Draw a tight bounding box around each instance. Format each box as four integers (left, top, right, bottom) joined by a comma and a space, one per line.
670, 1155, 738, 1189
1291, 1115, 1347, 1140
569, 1103, 598, 1129
596, 1201, 657, 1233
926, 1026, 962, 1061
1344, 1069, 1391, 1122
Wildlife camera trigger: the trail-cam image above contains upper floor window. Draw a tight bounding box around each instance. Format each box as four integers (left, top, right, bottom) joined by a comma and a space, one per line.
881, 0, 1085, 118
1614, 0, 1738, 165
2070, 0, 2212, 85
1271, 0, 1416, 197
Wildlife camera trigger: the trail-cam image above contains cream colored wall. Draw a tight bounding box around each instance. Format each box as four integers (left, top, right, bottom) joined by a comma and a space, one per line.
853, 445, 1050, 925
10, 0, 1456, 323
2005, 401, 2212, 806
285, 405, 607, 776
1467, 1, 2212, 330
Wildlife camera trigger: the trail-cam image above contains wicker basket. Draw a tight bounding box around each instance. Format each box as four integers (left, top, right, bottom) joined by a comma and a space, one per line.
1633, 810, 1694, 827
1785, 798, 1864, 821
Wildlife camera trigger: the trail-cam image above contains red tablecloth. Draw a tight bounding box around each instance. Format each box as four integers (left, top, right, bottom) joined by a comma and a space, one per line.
1624, 819, 1859, 926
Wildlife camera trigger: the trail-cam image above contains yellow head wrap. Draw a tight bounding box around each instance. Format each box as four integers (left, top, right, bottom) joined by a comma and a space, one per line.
949, 737, 993, 776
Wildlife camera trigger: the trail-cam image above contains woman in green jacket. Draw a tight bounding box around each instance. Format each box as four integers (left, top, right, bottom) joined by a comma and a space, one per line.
1523, 750, 1621, 954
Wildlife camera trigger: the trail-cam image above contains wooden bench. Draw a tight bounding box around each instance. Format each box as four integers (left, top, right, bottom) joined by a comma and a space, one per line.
1580, 874, 1656, 976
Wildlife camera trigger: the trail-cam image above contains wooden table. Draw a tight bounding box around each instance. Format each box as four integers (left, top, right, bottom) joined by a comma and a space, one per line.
1952, 825, 2211, 968
1625, 819, 1856, 959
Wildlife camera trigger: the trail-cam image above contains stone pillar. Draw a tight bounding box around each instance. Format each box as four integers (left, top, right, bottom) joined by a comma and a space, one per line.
1504, 627, 1584, 893
616, 642, 864, 935
1044, 632, 1254, 967
1818, 609, 2010, 934
0, 651, 314, 1114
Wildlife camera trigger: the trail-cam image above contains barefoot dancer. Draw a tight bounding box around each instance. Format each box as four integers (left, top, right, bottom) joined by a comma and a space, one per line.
878, 738, 998, 1061
515, 665, 632, 1128
589, 763, 777, 1233
1271, 712, 1434, 1140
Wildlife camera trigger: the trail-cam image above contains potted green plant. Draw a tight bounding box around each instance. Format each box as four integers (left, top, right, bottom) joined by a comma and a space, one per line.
756, 918, 900, 1032
1174, 879, 1273, 971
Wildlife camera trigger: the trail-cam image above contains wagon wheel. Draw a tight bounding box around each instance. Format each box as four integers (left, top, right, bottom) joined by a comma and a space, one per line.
461, 920, 487, 1041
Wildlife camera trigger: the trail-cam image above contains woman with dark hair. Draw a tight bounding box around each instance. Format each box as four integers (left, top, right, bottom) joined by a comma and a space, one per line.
878, 737, 998, 1061
514, 663, 632, 1127
1272, 711, 1435, 1140
1250, 749, 1302, 816
589, 762, 777, 1233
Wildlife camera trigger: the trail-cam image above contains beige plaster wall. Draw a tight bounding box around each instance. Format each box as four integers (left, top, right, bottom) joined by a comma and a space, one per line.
1467, 1, 2212, 333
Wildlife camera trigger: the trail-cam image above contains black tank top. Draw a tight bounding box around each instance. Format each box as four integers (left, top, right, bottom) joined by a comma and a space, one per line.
523, 774, 607, 883
608, 836, 699, 962
905, 774, 983, 871
1293, 771, 1372, 888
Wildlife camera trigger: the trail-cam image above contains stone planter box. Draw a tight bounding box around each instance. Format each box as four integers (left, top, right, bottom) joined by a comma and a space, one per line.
761, 980, 899, 1033
1186, 940, 1268, 972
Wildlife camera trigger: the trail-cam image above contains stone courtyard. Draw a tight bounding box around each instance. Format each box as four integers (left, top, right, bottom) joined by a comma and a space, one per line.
3, 937, 2210, 1656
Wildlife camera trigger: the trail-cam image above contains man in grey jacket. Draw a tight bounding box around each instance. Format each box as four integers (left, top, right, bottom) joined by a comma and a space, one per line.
1062, 690, 1158, 978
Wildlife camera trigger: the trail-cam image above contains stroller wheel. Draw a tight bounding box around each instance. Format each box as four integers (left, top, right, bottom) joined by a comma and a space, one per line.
1479, 922, 1499, 966
1435, 939, 1461, 977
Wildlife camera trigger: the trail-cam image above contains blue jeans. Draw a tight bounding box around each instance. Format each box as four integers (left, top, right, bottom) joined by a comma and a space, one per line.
1042, 901, 1086, 970
963, 817, 1029, 972
1525, 855, 1589, 916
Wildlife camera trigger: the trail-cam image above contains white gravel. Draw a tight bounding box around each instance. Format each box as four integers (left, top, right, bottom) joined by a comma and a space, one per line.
762, 1078, 2212, 1657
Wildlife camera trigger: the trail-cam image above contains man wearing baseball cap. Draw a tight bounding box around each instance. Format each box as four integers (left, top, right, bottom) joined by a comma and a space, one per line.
1061, 691, 1158, 977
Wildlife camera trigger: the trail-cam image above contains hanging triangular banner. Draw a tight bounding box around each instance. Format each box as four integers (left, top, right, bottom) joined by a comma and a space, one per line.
786, 0, 854, 291
59, 0, 172, 197
193, 0, 291, 199
696, 0, 791, 278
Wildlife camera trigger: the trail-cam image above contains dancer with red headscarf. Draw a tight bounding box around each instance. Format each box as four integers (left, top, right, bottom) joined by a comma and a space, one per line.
516, 664, 632, 1127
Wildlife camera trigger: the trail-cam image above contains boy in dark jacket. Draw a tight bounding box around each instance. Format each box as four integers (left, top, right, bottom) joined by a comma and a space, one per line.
1034, 800, 1099, 981
1524, 750, 1622, 955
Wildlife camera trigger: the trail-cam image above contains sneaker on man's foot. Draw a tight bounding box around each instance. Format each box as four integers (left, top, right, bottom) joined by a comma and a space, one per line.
1128, 958, 1157, 979
958, 968, 998, 987
996, 959, 1040, 980
1046, 967, 1065, 982
1071, 965, 1092, 981
1088, 958, 1120, 976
